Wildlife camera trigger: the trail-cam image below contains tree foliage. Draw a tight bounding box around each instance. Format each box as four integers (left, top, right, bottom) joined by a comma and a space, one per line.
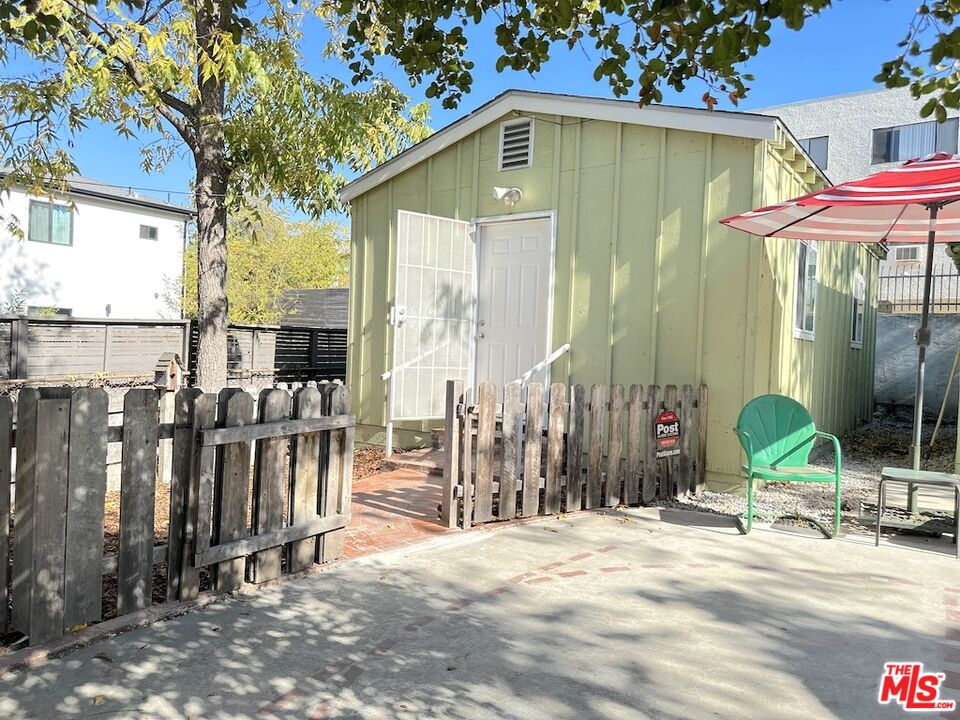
328, 1, 960, 113
0, 0, 431, 213
177, 204, 349, 325
0, 0, 430, 386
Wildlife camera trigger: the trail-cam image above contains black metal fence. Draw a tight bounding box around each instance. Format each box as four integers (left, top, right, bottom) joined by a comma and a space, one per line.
878, 269, 960, 313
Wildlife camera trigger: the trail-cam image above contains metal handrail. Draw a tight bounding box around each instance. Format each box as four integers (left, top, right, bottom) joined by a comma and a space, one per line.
513, 343, 571, 386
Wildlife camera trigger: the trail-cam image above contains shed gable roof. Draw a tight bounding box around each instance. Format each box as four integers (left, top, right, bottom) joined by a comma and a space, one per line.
340, 89, 780, 202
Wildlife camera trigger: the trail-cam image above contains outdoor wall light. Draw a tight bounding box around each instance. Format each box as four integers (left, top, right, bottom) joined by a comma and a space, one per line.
492, 186, 523, 206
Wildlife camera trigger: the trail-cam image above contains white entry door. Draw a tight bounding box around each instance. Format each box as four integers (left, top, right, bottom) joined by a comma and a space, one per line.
475, 217, 552, 388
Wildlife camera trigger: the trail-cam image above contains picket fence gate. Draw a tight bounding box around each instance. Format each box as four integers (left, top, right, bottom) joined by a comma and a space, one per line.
0, 383, 353, 646
440, 380, 707, 529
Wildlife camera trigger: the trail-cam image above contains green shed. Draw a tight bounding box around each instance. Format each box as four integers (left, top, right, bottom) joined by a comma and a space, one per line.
340, 90, 880, 490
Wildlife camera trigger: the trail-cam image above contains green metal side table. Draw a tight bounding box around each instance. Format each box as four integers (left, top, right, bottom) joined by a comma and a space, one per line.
875, 467, 960, 558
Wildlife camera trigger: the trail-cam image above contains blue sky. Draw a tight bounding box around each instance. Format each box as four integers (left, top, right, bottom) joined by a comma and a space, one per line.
61, 0, 918, 208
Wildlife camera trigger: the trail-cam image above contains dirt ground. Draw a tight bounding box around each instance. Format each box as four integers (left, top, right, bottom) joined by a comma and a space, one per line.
667, 407, 959, 533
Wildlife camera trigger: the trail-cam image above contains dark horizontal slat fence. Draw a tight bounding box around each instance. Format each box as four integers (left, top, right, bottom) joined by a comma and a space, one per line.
442, 380, 707, 529
273, 327, 347, 383
0, 316, 346, 388
0, 382, 353, 646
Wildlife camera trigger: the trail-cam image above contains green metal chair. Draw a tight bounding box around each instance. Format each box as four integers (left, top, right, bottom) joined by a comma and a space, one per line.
734, 394, 842, 538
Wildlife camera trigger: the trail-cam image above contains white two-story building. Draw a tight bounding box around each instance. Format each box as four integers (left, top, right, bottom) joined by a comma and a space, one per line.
761, 87, 960, 275
0, 173, 192, 319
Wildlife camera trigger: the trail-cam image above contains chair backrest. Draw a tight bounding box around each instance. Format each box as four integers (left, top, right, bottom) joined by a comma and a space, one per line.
736, 394, 817, 467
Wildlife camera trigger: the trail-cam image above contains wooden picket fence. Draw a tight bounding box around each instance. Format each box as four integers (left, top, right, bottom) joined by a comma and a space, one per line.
440, 381, 707, 528
0, 383, 353, 646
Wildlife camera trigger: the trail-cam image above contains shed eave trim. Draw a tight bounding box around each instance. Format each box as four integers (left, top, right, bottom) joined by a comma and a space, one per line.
339, 90, 777, 203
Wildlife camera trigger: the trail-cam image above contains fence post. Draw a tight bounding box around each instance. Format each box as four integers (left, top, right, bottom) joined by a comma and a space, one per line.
252, 388, 291, 581
585, 385, 605, 510
11, 316, 28, 379
461, 388, 474, 529
678, 385, 694, 497
499, 382, 522, 520
0, 396, 11, 635
63, 388, 108, 630
474, 383, 496, 523
117, 389, 160, 616
29, 399, 70, 645
167, 388, 203, 602
11, 388, 39, 634
660, 385, 678, 500
695, 385, 708, 495
181, 392, 216, 602
441, 380, 462, 529
566, 384, 585, 512
625, 385, 644, 505
522, 383, 545, 517
606, 385, 625, 507
213, 390, 255, 593
322, 384, 352, 562
289, 386, 324, 571
544, 383, 565, 515
642, 385, 661, 504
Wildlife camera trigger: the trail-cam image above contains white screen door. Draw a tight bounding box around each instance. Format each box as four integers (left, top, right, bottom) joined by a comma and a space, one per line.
475, 217, 552, 388
391, 210, 474, 421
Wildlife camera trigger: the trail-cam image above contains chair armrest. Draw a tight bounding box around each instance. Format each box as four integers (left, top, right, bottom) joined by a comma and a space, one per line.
815, 431, 842, 476
734, 427, 755, 476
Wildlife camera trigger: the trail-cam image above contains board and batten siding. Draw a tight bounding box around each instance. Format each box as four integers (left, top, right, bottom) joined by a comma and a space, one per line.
748, 137, 879, 487
347, 111, 878, 488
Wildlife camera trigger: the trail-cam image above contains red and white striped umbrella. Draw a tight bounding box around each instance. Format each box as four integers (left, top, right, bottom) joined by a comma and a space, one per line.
720, 152, 960, 473
720, 152, 960, 243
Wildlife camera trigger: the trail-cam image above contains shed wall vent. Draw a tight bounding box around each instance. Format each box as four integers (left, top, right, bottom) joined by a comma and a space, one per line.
499, 118, 533, 170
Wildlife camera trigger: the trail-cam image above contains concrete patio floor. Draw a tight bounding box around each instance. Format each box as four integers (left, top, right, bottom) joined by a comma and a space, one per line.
1, 508, 958, 720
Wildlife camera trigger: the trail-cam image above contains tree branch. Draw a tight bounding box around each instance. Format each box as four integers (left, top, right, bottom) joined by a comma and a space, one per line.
62, 0, 199, 146
138, 0, 178, 27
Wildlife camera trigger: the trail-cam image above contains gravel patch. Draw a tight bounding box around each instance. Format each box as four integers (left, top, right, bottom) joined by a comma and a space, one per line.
664, 408, 958, 535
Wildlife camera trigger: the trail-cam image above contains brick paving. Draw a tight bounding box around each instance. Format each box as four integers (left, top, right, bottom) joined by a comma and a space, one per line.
344, 468, 448, 558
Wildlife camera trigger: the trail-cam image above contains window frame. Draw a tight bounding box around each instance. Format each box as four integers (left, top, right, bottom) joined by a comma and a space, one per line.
27, 199, 74, 246
139, 224, 159, 241
894, 245, 920, 262
793, 240, 818, 341
498, 117, 534, 172
871, 117, 959, 164
850, 273, 865, 349
799, 135, 829, 170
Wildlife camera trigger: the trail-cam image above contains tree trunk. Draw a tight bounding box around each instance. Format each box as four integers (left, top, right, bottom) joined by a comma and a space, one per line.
193, 1, 231, 390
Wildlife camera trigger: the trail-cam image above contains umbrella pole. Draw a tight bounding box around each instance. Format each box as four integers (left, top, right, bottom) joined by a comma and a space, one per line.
909, 204, 940, 510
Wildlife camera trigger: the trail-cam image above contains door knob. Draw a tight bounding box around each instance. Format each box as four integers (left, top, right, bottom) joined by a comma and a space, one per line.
475, 332, 485, 340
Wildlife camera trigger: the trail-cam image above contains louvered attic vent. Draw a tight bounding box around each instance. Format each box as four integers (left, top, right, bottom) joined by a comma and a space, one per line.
499, 118, 533, 170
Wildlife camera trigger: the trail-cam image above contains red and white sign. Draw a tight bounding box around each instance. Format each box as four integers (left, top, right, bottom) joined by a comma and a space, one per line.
654, 410, 681, 459
878, 662, 956, 712
655, 410, 680, 449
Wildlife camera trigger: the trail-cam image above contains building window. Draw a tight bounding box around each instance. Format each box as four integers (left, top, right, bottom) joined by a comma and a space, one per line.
798, 136, 829, 169
872, 118, 959, 164
498, 118, 533, 170
851, 274, 865, 348
28, 200, 72, 246
794, 241, 818, 340
893, 245, 920, 262
139, 224, 159, 240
